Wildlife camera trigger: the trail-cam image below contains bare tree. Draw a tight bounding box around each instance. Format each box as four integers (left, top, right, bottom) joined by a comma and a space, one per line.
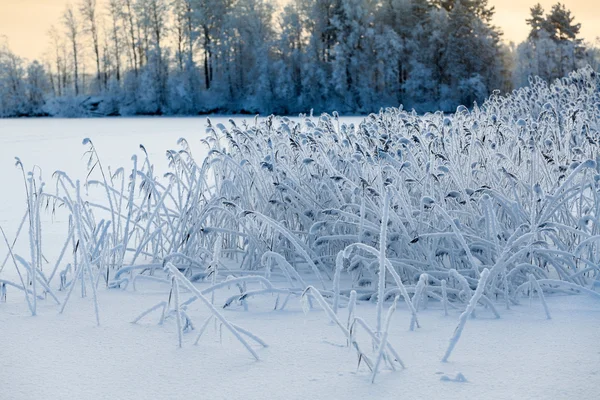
107, 0, 122, 81
194, 0, 231, 90
101, 26, 112, 86
135, 1, 152, 67
173, 0, 187, 71
80, 0, 102, 90
63, 4, 81, 95
48, 26, 65, 97
148, 0, 169, 111
121, 0, 139, 75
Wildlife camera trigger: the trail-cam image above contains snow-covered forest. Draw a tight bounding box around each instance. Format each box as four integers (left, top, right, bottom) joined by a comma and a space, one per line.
1, 0, 598, 118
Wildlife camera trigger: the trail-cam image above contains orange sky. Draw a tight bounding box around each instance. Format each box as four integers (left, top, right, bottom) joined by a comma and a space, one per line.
0, 0, 599, 61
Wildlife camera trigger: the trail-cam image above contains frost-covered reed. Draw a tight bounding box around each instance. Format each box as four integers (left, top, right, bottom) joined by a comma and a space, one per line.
1, 67, 599, 376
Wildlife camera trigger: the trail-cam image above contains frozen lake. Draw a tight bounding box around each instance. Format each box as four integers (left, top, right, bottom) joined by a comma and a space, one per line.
1, 117, 238, 188
0, 115, 367, 195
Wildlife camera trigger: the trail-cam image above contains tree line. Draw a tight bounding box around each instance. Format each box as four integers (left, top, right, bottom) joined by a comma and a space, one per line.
0, 0, 598, 117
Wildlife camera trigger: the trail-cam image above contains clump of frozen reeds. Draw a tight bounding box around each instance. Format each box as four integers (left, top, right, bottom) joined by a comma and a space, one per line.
1, 67, 599, 378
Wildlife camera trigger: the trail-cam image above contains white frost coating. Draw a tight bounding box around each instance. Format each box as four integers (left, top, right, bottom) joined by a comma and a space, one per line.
347, 290, 357, 333
359, 195, 366, 242
333, 251, 344, 315
210, 234, 222, 305
246, 211, 326, 289
60, 181, 100, 326
75, 181, 100, 326
13, 256, 61, 306
528, 274, 551, 319
441, 279, 448, 316
371, 296, 398, 383
261, 252, 306, 288
194, 315, 214, 345
0, 209, 27, 275
0, 226, 34, 315
82, 139, 118, 265
342, 242, 420, 330
350, 316, 404, 370
376, 189, 390, 335
132, 301, 168, 324
303, 286, 386, 372
302, 286, 350, 337
229, 322, 268, 348
435, 205, 480, 278
449, 269, 472, 302
534, 279, 600, 300
165, 263, 260, 360
442, 268, 491, 362
261, 252, 294, 288
48, 227, 73, 283
503, 270, 510, 310
413, 273, 428, 311
26, 176, 37, 316
119, 155, 137, 271
410, 273, 428, 330
172, 277, 183, 348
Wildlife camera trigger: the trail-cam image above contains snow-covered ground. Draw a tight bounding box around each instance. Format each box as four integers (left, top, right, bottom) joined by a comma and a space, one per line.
1, 117, 599, 400
2, 275, 599, 399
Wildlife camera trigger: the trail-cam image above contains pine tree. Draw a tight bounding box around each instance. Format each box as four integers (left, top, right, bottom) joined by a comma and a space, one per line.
526, 4, 545, 40
545, 3, 582, 44
440, 0, 503, 108
517, 2, 585, 84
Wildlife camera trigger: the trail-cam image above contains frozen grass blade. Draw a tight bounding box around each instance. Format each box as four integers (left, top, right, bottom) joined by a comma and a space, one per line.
442, 268, 491, 362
